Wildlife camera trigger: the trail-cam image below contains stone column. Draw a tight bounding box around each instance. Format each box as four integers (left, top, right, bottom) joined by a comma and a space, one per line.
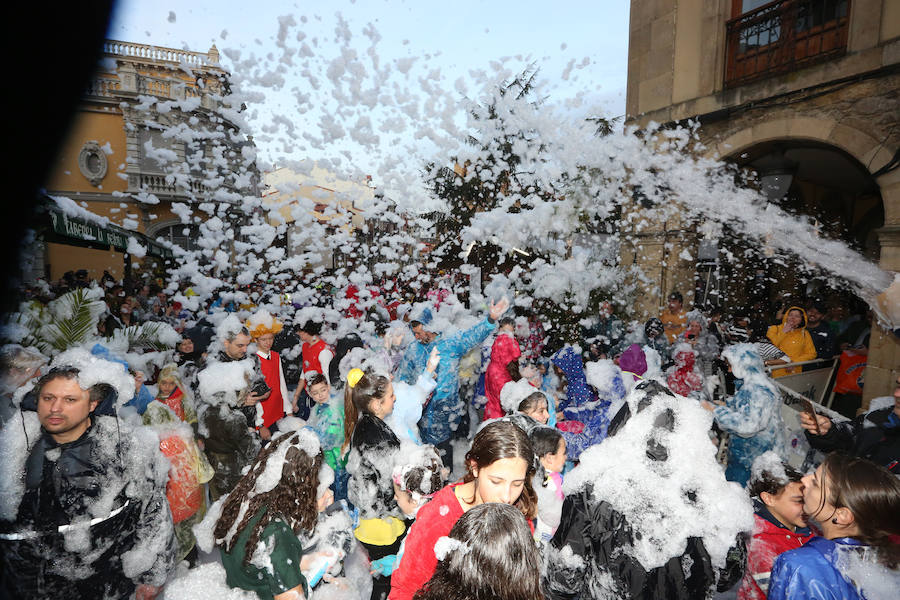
620, 209, 698, 321
861, 165, 900, 408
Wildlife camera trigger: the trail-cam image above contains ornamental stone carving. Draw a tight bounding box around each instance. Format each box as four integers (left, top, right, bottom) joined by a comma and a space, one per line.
77, 141, 108, 186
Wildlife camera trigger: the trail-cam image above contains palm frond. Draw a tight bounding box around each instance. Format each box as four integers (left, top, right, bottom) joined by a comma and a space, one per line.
37, 287, 106, 353
105, 321, 180, 352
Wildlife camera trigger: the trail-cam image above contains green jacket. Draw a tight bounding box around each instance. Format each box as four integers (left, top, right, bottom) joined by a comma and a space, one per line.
220, 506, 308, 600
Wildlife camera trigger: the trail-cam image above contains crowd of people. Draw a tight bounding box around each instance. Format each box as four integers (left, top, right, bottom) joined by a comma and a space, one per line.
0, 273, 898, 600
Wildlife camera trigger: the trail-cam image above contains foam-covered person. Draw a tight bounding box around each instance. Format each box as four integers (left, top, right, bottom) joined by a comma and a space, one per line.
343, 368, 407, 599
247, 310, 291, 440
544, 380, 749, 600
798, 375, 900, 474
666, 343, 703, 397
411, 503, 544, 600
483, 317, 522, 420
292, 320, 334, 420
369, 445, 447, 579
196, 316, 268, 500
702, 343, 786, 486
0, 344, 46, 427
143, 363, 213, 565
0, 364, 176, 599
530, 426, 567, 544
389, 420, 537, 600
214, 430, 340, 600
405, 298, 509, 468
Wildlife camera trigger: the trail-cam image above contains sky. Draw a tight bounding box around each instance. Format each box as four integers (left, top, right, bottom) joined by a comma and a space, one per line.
107, 0, 631, 186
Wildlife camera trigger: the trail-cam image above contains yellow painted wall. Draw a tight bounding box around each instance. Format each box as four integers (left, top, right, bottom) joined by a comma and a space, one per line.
47, 243, 125, 281
44, 108, 128, 194
883, 0, 900, 42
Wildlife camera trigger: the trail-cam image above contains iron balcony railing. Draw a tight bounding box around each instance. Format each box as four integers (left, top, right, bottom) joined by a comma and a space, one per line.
725, 0, 850, 88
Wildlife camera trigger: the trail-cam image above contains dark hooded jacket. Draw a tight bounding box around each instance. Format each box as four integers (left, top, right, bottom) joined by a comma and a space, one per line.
543, 380, 745, 600
0, 416, 176, 599
196, 351, 264, 499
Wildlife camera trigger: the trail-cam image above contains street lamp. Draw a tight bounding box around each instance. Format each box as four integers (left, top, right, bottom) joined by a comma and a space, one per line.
756, 148, 798, 201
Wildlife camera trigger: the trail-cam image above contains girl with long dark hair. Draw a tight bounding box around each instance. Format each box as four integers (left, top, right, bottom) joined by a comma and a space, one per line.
768, 453, 900, 600
343, 368, 407, 600
389, 420, 537, 600
412, 503, 544, 600
215, 430, 335, 600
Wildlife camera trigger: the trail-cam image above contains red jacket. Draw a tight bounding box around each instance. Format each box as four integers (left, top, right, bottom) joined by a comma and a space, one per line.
389, 484, 464, 600
484, 334, 521, 420
738, 510, 813, 600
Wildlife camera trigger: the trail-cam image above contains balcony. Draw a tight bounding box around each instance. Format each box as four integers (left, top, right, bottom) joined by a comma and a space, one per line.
133, 173, 210, 197
725, 0, 850, 89
103, 40, 219, 68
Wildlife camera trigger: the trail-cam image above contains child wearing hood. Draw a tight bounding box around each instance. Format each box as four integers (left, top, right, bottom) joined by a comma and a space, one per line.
666, 343, 703, 397
305, 373, 349, 501
483, 317, 522, 420
702, 344, 786, 486
765, 307, 816, 377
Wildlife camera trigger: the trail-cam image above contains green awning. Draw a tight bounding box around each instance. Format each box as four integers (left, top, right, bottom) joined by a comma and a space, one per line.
47, 208, 174, 259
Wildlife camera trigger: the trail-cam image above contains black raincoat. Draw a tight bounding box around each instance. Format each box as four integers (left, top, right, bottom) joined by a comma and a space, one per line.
543, 380, 745, 599
0, 417, 176, 599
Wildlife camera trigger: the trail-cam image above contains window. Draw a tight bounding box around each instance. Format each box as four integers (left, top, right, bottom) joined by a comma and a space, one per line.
155, 223, 201, 251
138, 128, 179, 174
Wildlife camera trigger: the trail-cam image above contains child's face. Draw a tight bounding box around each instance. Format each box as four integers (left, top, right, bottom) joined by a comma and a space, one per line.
764, 481, 807, 530
393, 481, 420, 517
308, 382, 330, 404
158, 379, 176, 397
540, 438, 567, 474
370, 383, 396, 419
523, 400, 549, 425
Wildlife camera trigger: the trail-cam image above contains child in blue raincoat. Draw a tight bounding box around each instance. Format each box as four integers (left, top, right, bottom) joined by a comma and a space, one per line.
702, 343, 785, 486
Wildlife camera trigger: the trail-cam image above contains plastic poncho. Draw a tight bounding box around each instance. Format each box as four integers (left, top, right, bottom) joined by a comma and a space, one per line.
666, 345, 703, 397
420, 318, 496, 445
306, 393, 346, 472
553, 347, 611, 460
385, 372, 438, 445
712, 344, 786, 486
617, 343, 648, 381
768, 537, 881, 600
484, 333, 521, 420
395, 339, 435, 385
766, 307, 816, 377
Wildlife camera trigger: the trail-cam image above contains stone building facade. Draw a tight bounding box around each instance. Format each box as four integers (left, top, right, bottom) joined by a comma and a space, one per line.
626, 0, 899, 404
42, 40, 259, 280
